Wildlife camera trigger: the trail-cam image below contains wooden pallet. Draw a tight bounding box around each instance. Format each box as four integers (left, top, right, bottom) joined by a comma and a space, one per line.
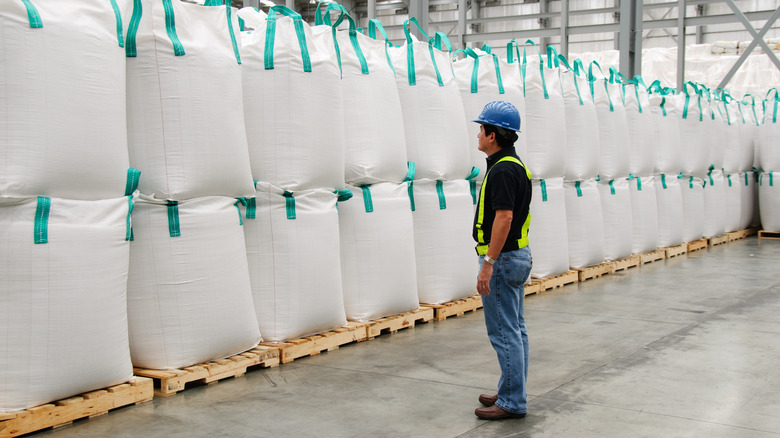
424, 295, 483, 321
365, 307, 434, 339
663, 243, 688, 259
261, 323, 368, 364
708, 234, 729, 246
524, 281, 542, 296
727, 228, 757, 242
576, 262, 614, 282
0, 377, 153, 438
611, 255, 641, 272
758, 230, 780, 240
639, 249, 666, 264
538, 270, 579, 291
686, 238, 708, 253
133, 346, 280, 397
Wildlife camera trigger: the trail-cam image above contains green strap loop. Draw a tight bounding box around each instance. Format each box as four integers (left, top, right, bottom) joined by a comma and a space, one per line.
404, 161, 416, 182
407, 181, 416, 211
661, 174, 668, 189
689, 176, 694, 189
125, 0, 142, 57
727, 174, 733, 187
126, 196, 134, 241
465, 47, 480, 94
609, 179, 616, 195
246, 197, 257, 219
466, 166, 480, 180
492, 54, 505, 94
225, 0, 242, 64
481, 44, 492, 53
239, 16, 245, 31
335, 189, 353, 202
125, 168, 141, 196
266, 6, 311, 72
20, 0, 43, 28
368, 19, 395, 75
283, 191, 296, 220
527, 41, 549, 99
427, 44, 444, 87
167, 201, 181, 237
435, 180, 447, 210
540, 179, 548, 202
403, 17, 433, 86
233, 198, 246, 226
361, 185, 374, 213
571, 58, 585, 105
109, 0, 125, 47
575, 181, 582, 197
162, 0, 186, 56
34, 196, 51, 244
315, 2, 346, 76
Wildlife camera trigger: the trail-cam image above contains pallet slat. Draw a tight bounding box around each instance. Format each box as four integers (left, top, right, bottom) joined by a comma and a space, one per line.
261, 323, 368, 364
0, 377, 153, 438
133, 346, 280, 397
365, 308, 434, 339
524, 281, 542, 296
538, 270, 579, 292
639, 249, 666, 264
686, 238, 708, 253
611, 255, 641, 272
708, 234, 729, 246
727, 228, 758, 242
663, 243, 687, 259
758, 230, 780, 240
576, 262, 614, 282
423, 295, 483, 321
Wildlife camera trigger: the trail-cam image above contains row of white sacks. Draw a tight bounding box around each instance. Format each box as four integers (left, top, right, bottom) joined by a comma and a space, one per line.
3, 1, 780, 203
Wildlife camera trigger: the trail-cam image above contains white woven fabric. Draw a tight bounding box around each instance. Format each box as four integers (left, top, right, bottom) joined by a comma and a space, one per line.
723, 172, 742, 233
529, 178, 570, 278
651, 93, 684, 175
592, 79, 630, 180
654, 174, 684, 247
559, 68, 600, 181
564, 179, 605, 269
628, 175, 659, 254
759, 172, 780, 232
598, 178, 633, 261
623, 83, 657, 177
680, 176, 705, 243
703, 170, 727, 238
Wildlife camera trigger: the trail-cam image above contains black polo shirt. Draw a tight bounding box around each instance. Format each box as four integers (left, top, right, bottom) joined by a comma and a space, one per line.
472, 146, 532, 252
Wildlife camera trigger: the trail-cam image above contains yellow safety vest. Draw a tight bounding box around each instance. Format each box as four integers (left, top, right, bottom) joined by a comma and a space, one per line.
475, 156, 532, 256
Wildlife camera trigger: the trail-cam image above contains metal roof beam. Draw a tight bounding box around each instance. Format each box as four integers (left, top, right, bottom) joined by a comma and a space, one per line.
717, 3, 780, 90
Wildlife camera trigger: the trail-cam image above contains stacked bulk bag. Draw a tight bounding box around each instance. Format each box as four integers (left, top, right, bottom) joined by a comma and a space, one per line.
680, 176, 705, 242
759, 172, 780, 231
454, 47, 528, 181
739, 172, 757, 230
125, 0, 254, 200
759, 90, 779, 172
558, 56, 600, 181
410, 179, 476, 304
507, 41, 567, 179
318, 11, 409, 185
598, 178, 633, 261
649, 83, 683, 175
704, 93, 727, 173
388, 19, 470, 181
127, 196, 261, 369
677, 83, 710, 178
589, 64, 630, 180
339, 183, 419, 321
245, 183, 348, 342
622, 77, 656, 177
703, 169, 727, 238
0, 1, 130, 200
721, 92, 743, 175
655, 174, 684, 247
628, 175, 659, 254
241, 5, 345, 190
723, 172, 742, 232
529, 178, 570, 278
1, 197, 134, 411
564, 179, 605, 269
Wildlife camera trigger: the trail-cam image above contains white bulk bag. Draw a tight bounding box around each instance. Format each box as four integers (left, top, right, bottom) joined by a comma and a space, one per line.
623, 79, 656, 177
649, 87, 683, 175
628, 175, 659, 254
720, 97, 744, 174
654, 174, 684, 247
1, 197, 133, 412
723, 172, 742, 232
739, 172, 757, 230
389, 20, 470, 181
410, 179, 477, 304
680, 176, 705, 242
759, 172, 780, 231
245, 184, 348, 342
703, 169, 727, 238
759, 92, 779, 171
508, 42, 567, 179
677, 83, 710, 178
705, 99, 727, 172
598, 178, 634, 261
128, 196, 261, 369
454, 48, 528, 182
0, 1, 130, 200
558, 58, 600, 181
529, 178, 570, 278
589, 64, 631, 180
324, 15, 409, 185
339, 183, 419, 321
125, 0, 254, 200
242, 6, 345, 190
564, 179, 605, 269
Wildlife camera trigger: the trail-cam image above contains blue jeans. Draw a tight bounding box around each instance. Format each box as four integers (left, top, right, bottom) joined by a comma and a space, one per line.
479, 246, 532, 414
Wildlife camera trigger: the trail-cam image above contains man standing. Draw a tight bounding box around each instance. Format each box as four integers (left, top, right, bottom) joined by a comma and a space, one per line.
472, 101, 533, 420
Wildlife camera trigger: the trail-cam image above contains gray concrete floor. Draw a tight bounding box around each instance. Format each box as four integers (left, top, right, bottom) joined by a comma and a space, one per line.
37, 237, 780, 438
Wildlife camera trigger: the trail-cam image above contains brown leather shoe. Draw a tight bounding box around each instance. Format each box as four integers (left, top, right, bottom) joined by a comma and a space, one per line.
478, 394, 498, 407
475, 404, 526, 420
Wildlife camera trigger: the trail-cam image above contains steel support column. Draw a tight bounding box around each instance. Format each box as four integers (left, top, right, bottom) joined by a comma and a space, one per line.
619, 0, 641, 78
368, 0, 376, 19
717, 1, 780, 90
560, 0, 569, 58
457, 0, 468, 49
540, 0, 549, 51
676, 0, 685, 88
409, 0, 429, 34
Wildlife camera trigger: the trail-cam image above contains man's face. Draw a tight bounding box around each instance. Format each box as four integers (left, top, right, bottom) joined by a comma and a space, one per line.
477, 124, 492, 154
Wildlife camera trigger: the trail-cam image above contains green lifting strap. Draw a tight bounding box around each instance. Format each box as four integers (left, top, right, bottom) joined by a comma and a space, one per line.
407, 181, 416, 211
246, 197, 257, 219
162, 0, 186, 56
368, 19, 395, 75
661, 174, 668, 189
570, 58, 585, 105
345, 15, 368, 75
314, 3, 346, 76
125, 168, 141, 196
469, 180, 478, 205
403, 17, 440, 86
404, 161, 416, 182
481, 44, 492, 53
689, 176, 694, 189
361, 185, 374, 213
435, 180, 447, 210
167, 201, 181, 237
526, 40, 549, 100
575, 181, 582, 197
727, 174, 733, 187
266, 6, 311, 72
20, 0, 43, 28
540, 179, 548, 202
234, 197, 248, 225
465, 47, 480, 94
239, 16, 245, 31
466, 166, 480, 180
771, 173, 775, 187
609, 179, 616, 195
109, 0, 125, 47
125, 0, 142, 57
745, 172, 749, 186
225, 0, 242, 64
283, 190, 296, 220
127, 196, 135, 242
431, 32, 455, 79
34, 196, 51, 244
335, 189, 353, 202
492, 54, 505, 95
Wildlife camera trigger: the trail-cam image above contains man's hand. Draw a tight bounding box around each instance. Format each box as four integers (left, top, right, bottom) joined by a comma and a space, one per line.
477, 262, 493, 296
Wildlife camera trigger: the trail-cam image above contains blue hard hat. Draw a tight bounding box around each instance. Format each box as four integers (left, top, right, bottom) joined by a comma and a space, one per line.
472, 101, 521, 132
